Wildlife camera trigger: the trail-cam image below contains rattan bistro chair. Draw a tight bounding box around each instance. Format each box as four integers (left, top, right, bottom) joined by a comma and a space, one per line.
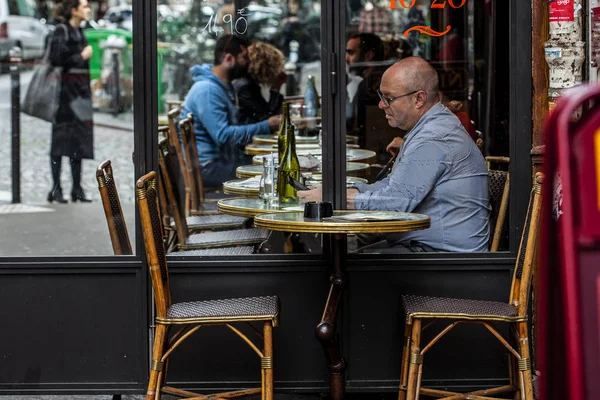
487, 156, 510, 252
397, 173, 543, 400
96, 160, 133, 255
158, 138, 250, 232
136, 171, 279, 400
179, 115, 223, 216
158, 139, 268, 251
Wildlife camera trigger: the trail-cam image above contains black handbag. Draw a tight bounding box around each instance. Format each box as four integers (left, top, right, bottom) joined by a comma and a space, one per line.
21, 25, 68, 123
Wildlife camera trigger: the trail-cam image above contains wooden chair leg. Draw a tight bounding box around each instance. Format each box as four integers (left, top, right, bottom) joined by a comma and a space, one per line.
147, 324, 168, 400
509, 326, 521, 400
517, 321, 534, 400
398, 323, 412, 400
262, 321, 274, 400
405, 319, 422, 400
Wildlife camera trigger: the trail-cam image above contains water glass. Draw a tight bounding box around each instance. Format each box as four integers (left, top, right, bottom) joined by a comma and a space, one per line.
261, 156, 278, 206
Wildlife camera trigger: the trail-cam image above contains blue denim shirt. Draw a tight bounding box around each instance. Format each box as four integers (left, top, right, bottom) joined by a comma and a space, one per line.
353, 103, 490, 252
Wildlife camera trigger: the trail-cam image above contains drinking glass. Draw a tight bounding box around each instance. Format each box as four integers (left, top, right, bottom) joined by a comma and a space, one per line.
261, 156, 278, 206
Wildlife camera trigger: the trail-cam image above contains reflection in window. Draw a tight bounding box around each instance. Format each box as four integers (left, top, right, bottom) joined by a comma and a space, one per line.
159, 0, 323, 255
0, 0, 135, 256
344, 0, 510, 253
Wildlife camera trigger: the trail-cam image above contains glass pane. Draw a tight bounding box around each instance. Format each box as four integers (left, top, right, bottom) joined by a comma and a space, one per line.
158, 0, 323, 256
344, 0, 508, 253
0, 2, 136, 256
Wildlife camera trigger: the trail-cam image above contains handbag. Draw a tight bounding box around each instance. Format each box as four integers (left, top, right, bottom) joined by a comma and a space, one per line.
21, 25, 68, 123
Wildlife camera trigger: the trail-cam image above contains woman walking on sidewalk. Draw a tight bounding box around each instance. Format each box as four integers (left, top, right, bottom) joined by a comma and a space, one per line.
47, 0, 94, 203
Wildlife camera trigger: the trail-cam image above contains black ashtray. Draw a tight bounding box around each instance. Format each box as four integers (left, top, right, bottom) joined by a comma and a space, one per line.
304, 201, 333, 219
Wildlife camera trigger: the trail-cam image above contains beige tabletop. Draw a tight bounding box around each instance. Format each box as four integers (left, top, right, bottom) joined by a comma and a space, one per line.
236, 162, 371, 179
245, 143, 361, 156
251, 149, 376, 164
252, 135, 359, 145
217, 198, 305, 218
254, 211, 431, 234
222, 176, 369, 198
253, 135, 320, 145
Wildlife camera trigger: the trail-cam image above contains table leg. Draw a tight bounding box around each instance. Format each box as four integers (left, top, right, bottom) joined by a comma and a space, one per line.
315, 234, 347, 400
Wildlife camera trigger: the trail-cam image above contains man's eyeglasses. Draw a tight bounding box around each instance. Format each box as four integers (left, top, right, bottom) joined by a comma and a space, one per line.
377, 89, 419, 108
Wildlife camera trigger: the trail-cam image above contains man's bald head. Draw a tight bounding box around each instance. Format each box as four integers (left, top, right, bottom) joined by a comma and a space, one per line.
383, 57, 439, 104
378, 57, 441, 131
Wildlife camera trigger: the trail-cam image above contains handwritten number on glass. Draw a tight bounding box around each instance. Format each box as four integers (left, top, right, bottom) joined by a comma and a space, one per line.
202, 8, 248, 36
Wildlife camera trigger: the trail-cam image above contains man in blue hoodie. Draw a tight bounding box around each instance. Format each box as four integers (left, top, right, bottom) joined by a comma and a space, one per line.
181, 35, 282, 188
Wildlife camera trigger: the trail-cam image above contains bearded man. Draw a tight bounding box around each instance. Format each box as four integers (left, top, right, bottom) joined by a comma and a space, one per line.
181, 35, 281, 188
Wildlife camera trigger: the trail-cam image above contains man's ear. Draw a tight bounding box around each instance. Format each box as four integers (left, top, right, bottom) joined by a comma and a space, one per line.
222, 53, 235, 66
364, 49, 375, 62
415, 91, 428, 108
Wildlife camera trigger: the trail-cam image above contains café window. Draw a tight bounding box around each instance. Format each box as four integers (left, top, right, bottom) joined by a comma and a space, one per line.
158, 0, 324, 256
343, 0, 511, 253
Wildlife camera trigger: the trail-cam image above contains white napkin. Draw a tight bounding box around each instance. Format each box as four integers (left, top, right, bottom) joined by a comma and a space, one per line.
299, 154, 320, 170
228, 176, 262, 188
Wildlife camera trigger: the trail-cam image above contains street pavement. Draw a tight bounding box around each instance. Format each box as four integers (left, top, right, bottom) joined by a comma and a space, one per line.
0, 68, 136, 257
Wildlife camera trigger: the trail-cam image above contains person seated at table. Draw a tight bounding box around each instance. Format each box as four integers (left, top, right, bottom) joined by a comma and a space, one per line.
298, 57, 490, 253
233, 41, 286, 125
345, 32, 386, 148
180, 34, 282, 188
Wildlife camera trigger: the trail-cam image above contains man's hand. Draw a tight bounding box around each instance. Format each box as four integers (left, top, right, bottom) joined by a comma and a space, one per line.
386, 137, 404, 157
81, 45, 93, 61
267, 115, 282, 132
347, 188, 359, 209
297, 185, 322, 202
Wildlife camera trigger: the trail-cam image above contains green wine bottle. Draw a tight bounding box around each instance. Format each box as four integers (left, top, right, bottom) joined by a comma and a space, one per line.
277, 102, 291, 161
278, 122, 301, 204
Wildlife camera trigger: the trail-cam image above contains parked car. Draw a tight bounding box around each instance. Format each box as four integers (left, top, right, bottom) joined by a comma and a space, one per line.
0, 0, 50, 63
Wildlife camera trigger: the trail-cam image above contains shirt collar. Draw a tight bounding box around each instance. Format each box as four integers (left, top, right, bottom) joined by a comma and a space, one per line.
402, 102, 445, 145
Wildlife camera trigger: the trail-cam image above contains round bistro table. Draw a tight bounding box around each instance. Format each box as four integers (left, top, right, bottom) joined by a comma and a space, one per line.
254, 211, 430, 400
252, 135, 359, 145
217, 198, 306, 218
251, 149, 376, 165
236, 162, 371, 179
222, 177, 369, 198
245, 143, 361, 156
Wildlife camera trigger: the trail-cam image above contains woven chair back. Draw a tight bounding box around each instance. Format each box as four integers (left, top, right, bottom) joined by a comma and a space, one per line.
509, 173, 543, 317
167, 108, 189, 190
486, 157, 511, 252
96, 160, 133, 255
179, 114, 206, 213
136, 171, 172, 318
158, 137, 190, 246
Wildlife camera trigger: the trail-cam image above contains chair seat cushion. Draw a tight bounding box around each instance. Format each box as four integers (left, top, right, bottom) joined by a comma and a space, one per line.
183, 228, 269, 249
174, 246, 255, 256
179, 214, 248, 230
161, 295, 280, 325
401, 294, 521, 324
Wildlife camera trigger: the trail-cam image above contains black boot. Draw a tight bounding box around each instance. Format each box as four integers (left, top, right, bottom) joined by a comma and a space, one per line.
48, 157, 67, 203
71, 186, 92, 202
47, 185, 67, 203
70, 158, 92, 202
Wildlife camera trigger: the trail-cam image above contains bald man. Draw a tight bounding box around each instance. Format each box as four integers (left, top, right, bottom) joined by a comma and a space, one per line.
299, 57, 490, 252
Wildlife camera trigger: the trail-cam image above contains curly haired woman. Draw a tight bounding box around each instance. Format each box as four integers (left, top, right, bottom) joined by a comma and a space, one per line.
233, 41, 286, 125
